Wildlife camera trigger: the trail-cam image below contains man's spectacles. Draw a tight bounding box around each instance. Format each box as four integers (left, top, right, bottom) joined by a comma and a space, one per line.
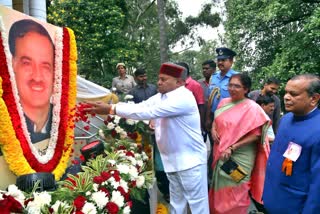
228, 83, 243, 89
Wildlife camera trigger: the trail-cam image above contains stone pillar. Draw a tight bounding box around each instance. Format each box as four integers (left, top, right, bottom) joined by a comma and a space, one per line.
0, 0, 13, 8
29, 0, 46, 22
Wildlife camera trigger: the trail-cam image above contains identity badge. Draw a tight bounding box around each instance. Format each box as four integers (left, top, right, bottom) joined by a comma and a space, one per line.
283, 142, 302, 162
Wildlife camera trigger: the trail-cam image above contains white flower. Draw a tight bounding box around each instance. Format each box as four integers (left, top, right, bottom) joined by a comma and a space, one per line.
26, 205, 41, 213
7, 184, 25, 204
106, 122, 115, 130
92, 183, 99, 192
142, 152, 149, 161
127, 156, 137, 165
111, 179, 120, 189
119, 131, 127, 139
52, 200, 70, 213
136, 175, 145, 188
26, 191, 51, 213
92, 191, 109, 210
98, 129, 105, 138
128, 165, 139, 179
114, 116, 121, 124
86, 191, 92, 196
124, 95, 133, 100
34, 191, 52, 206
115, 126, 124, 134
108, 177, 116, 184
126, 119, 135, 125
134, 153, 141, 159
123, 205, 131, 214
107, 159, 116, 165
111, 190, 124, 208
117, 164, 130, 174
136, 160, 144, 167
0, 193, 3, 200
82, 202, 97, 214
119, 180, 129, 192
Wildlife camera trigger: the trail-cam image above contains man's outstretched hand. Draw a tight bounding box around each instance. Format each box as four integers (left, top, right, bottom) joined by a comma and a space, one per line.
83, 101, 111, 115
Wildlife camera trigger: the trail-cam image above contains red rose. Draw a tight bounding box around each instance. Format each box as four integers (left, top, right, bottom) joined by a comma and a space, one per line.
128, 132, 138, 140
117, 145, 126, 150
73, 195, 86, 211
0, 195, 23, 213
125, 151, 135, 157
111, 130, 117, 138
127, 200, 133, 208
24, 197, 34, 206
111, 170, 121, 182
93, 176, 104, 184
106, 202, 119, 214
130, 180, 137, 188
117, 186, 129, 201
99, 187, 110, 197
100, 171, 112, 180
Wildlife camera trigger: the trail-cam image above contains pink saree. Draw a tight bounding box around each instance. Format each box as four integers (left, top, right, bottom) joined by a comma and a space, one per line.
209, 98, 270, 214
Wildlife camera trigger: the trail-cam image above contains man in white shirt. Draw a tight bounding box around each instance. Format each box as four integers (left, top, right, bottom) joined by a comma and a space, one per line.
85, 63, 209, 214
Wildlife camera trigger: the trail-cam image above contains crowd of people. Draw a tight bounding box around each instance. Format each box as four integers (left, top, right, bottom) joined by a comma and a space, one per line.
84, 47, 320, 214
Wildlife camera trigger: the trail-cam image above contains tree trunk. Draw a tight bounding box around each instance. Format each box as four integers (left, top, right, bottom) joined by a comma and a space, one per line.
157, 0, 169, 63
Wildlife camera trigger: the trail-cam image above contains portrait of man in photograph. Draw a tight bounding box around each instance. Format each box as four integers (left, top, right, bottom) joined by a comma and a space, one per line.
8, 19, 54, 144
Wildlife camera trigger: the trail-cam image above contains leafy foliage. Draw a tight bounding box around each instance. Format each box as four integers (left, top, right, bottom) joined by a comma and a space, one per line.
222, 0, 320, 93
47, 0, 221, 85
48, 0, 138, 88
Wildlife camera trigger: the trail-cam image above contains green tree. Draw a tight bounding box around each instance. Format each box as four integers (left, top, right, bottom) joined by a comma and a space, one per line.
48, 0, 138, 88
171, 40, 217, 80
222, 0, 320, 92
47, 0, 221, 86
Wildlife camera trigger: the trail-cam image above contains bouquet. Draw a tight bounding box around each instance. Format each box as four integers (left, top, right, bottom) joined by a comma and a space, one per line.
0, 139, 153, 214
99, 115, 149, 142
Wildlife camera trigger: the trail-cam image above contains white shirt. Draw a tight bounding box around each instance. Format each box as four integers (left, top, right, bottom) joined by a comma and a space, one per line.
116, 86, 207, 172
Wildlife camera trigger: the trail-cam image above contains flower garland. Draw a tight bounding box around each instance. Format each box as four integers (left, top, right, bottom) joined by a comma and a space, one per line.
0, 18, 77, 180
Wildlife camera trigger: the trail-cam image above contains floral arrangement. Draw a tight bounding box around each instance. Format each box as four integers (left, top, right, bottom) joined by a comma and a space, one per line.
99, 115, 149, 141
0, 15, 77, 180
0, 139, 154, 214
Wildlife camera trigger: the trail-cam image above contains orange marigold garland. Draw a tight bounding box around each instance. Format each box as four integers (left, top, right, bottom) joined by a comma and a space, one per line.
53, 27, 77, 179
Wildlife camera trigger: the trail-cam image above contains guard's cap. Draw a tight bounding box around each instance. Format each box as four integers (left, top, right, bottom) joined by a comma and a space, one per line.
216, 47, 237, 60
116, 62, 126, 69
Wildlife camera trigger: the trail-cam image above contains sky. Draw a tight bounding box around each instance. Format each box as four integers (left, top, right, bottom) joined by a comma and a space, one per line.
173, 0, 225, 52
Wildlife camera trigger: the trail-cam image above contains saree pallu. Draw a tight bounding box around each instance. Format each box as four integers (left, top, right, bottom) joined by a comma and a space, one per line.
209, 98, 270, 214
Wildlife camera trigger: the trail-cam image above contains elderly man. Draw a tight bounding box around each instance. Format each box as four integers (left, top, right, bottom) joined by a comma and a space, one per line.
263, 74, 320, 213
85, 63, 209, 214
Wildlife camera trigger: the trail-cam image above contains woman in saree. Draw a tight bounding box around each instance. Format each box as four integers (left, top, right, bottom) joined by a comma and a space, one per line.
209, 73, 271, 214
